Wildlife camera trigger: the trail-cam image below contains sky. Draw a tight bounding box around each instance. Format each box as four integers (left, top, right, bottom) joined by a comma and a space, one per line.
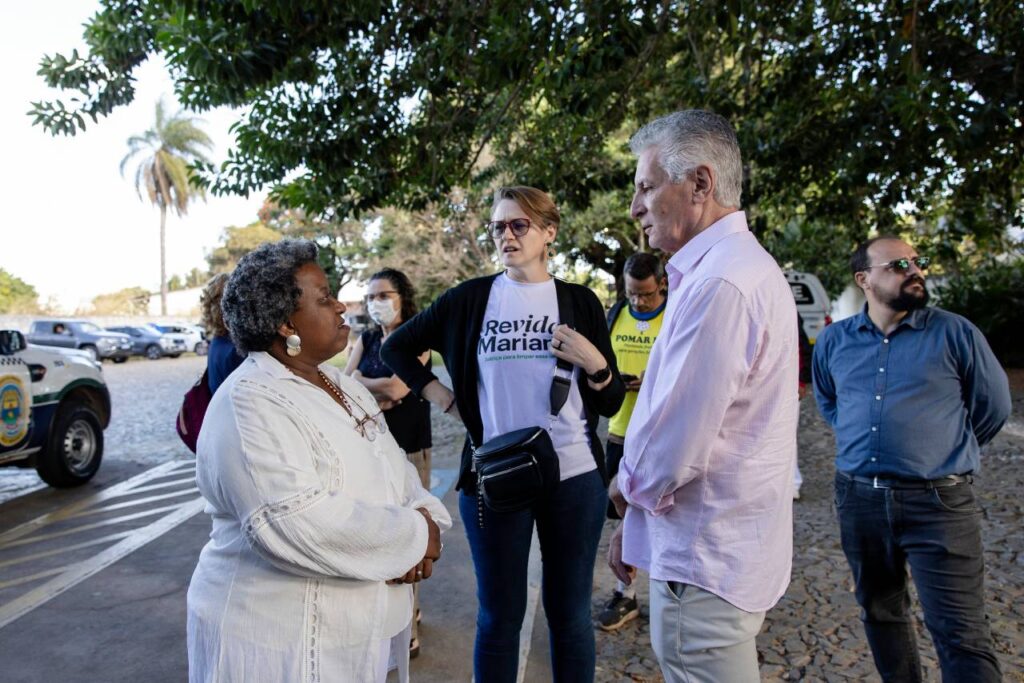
0, 3, 266, 312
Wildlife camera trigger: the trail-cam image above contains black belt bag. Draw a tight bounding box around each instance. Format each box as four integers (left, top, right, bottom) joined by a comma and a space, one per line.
472, 281, 575, 524
473, 424, 560, 514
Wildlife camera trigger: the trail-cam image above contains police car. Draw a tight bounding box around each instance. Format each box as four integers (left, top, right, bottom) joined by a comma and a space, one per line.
1, 329, 109, 487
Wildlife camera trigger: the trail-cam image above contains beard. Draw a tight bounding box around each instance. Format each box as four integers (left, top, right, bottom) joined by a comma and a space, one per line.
888, 276, 930, 312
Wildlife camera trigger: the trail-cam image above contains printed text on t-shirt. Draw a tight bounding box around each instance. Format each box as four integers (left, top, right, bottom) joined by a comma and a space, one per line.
478, 314, 557, 355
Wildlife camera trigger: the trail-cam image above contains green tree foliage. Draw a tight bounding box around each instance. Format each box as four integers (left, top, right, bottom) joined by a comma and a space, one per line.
32, 2, 1023, 295
206, 221, 283, 275
256, 201, 368, 295
166, 267, 207, 291
119, 98, 213, 314
204, 200, 368, 296
936, 256, 1024, 366
90, 286, 150, 315
364, 194, 496, 307
0, 269, 40, 314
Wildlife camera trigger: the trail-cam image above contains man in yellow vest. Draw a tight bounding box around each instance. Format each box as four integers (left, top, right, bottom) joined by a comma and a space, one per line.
597, 252, 668, 631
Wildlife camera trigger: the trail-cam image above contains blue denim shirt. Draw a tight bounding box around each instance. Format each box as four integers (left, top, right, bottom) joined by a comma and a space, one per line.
812, 306, 1011, 479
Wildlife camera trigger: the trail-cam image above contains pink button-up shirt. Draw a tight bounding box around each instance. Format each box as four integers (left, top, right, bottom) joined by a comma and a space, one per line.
619, 211, 798, 612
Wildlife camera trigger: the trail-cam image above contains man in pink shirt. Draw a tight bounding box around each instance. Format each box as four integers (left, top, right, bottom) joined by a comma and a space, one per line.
608, 110, 799, 682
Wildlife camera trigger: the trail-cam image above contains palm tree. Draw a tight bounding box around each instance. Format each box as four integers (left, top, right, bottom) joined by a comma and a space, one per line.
120, 98, 213, 315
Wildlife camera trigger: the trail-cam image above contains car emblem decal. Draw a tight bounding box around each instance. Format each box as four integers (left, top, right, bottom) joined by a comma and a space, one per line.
0, 375, 30, 447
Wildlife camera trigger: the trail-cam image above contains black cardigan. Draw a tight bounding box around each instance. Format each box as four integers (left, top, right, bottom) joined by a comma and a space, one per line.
381, 272, 626, 493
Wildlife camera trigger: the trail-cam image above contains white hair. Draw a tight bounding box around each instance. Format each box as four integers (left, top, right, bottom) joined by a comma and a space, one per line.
629, 110, 743, 208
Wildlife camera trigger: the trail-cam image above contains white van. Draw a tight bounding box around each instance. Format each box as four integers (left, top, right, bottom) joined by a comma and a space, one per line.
785, 271, 832, 343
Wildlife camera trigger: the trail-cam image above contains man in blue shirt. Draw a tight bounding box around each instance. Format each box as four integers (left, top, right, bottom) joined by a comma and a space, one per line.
813, 235, 1011, 682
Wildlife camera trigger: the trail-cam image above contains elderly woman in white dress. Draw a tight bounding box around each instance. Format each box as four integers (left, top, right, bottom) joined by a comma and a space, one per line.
187, 239, 451, 683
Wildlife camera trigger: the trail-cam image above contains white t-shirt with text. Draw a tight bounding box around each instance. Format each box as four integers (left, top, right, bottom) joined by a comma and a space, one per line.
476, 273, 595, 481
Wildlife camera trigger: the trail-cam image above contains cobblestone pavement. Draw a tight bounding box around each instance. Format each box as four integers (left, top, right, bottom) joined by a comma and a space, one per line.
101, 356, 205, 467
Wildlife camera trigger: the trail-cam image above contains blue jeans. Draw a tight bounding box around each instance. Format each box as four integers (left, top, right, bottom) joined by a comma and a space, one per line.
834, 474, 1001, 682
459, 468, 606, 683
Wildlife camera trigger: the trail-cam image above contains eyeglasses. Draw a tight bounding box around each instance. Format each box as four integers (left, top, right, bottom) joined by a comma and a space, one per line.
486, 218, 532, 239
864, 256, 931, 273
365, 290, 398, 302
626, 289, 661, 301
354, 411, 389, 442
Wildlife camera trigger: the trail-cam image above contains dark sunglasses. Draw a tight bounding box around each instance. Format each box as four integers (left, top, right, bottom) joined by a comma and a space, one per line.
486, 218, 532, 239
864, 256, 931, 273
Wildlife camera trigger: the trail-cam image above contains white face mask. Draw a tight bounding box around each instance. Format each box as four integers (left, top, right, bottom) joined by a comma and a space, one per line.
367, 298, 399, 327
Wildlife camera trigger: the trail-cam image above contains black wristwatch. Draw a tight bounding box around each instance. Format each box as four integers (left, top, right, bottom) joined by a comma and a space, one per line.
586, 365, 612, 383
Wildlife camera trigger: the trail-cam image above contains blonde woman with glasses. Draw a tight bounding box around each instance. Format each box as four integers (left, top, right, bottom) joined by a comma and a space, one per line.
383, 186, 625, 682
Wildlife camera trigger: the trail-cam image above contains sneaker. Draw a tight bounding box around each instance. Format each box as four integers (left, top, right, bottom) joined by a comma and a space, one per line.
596, 591, 640, 631
793, 487, 801, 501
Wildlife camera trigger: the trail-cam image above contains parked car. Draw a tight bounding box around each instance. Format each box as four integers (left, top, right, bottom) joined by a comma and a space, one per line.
27, 319, 132, 362
106, 325, 188, 360
785, 271, 832, 343
1, 329, 110, 487
151, 322, 208, 355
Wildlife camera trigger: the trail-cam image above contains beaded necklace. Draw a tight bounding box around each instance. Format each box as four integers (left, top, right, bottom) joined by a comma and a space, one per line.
288, 365, 387, 442
315, 370, 387, 442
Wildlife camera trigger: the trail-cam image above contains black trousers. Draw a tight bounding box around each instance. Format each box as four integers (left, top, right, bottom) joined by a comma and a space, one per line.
834, 474, 1001, 682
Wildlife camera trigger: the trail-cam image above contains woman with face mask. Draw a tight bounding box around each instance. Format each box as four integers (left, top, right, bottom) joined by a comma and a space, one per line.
344, 267, 433, 659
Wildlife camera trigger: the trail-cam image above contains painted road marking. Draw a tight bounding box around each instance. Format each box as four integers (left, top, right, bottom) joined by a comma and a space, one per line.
65, 487, 200, 518
0, 497, 205, 629
0, 470, 47, 506
0, 459, 203, 630
0, 460, 192, 546
430, 468, 458, 500
0, 503, 188, 549
517, 530, 543, 683
0, 530, 135, 569
112, 475, 198, 496
0, 566, 67, 591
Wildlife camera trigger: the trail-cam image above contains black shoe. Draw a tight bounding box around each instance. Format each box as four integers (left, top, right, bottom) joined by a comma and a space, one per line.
596, 591, 640, 631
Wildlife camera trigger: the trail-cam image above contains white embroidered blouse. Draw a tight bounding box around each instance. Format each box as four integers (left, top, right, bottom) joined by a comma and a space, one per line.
187, 352, 452, 683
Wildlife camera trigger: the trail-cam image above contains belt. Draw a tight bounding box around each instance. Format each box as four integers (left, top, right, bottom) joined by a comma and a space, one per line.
838, 471, 973, 490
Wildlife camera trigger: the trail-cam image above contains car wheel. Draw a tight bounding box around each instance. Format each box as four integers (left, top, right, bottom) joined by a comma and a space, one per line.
113, 356, 128, 363
81, 345, 99, 362
36, 402, 104, 487
145, 344, 163, 360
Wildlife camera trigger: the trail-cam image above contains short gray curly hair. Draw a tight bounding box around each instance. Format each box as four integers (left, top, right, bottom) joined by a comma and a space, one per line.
222, 239, 319, 354
629, 110, 743, 209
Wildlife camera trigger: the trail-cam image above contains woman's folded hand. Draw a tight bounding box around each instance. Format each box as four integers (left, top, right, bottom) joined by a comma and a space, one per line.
418, 508, 442, 560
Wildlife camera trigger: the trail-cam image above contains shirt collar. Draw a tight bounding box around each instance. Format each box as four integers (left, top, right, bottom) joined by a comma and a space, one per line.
855, 304, 931, 332
249, 350, 302, 381
629, 299, 667, 321
666, 211, 749, 280
902, 307, 929, 330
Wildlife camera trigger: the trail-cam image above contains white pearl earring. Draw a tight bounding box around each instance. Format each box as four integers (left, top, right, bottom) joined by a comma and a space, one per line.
286, 334, 302, 357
